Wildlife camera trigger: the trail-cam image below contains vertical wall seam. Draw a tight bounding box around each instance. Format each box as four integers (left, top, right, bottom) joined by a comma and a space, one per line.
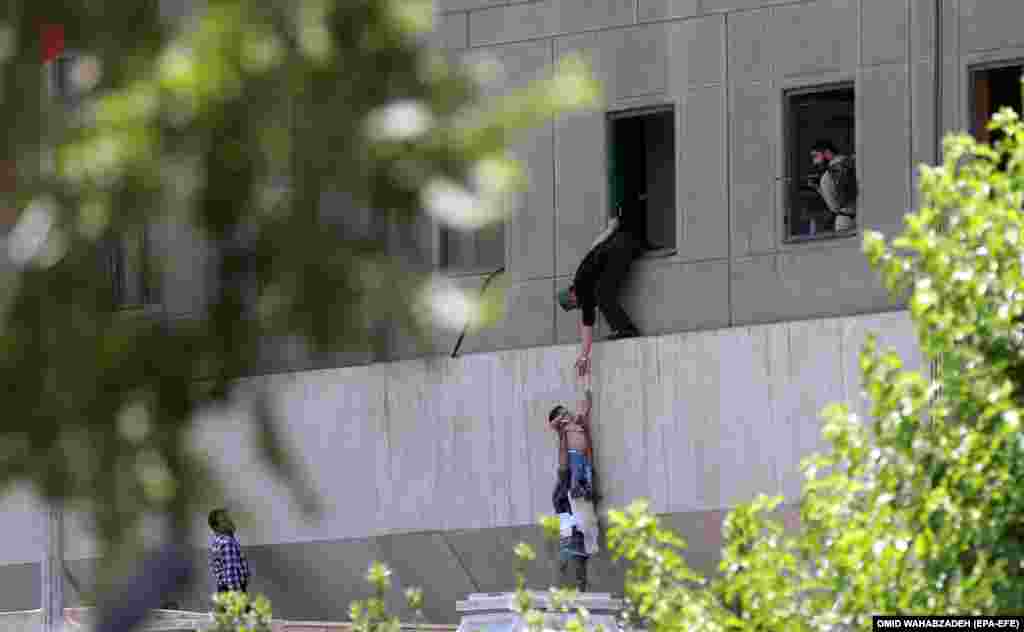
934, 0, 943, 164
487, 360, 500, 527
550, 37, 558, 345
946, 0, 954, 130
907, 0, 913, 215
380, 370, 394, 526
724, 13, 734, 327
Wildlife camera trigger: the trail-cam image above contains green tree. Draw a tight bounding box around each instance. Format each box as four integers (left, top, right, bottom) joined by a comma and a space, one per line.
0, 0, 600, 584
594, 93, 1024, 630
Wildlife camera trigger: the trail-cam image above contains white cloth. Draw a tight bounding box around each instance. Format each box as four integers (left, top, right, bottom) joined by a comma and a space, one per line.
558, 512, 578, 537
569, 496, 599, 555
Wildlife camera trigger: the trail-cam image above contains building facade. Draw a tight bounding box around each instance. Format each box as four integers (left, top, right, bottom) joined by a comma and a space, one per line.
1, 0, 1022, 624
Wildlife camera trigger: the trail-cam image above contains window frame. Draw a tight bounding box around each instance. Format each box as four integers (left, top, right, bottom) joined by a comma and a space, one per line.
968, 58, 1024, 143
962, 47, 1024, 146
605, 103, 678, 257
780, 80, 859, 245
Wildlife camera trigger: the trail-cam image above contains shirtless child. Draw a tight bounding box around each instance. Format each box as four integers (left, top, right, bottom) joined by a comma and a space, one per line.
547, 375, 595, 502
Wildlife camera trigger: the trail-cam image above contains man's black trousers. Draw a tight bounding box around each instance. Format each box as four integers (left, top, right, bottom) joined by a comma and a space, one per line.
595, 231, 642, 334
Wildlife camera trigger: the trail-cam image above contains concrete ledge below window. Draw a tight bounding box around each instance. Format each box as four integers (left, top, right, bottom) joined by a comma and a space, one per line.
640, 247, 677, 259
782, 228, 859, 245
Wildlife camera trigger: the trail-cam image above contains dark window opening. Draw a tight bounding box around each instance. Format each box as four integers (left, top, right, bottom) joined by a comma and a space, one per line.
105, 228, 153, 308
785, 85, 856, 241
607, 106, 676, 251
972, 64, 1022, 147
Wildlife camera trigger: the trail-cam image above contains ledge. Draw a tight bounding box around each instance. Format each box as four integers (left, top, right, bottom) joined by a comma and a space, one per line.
781, 228, 859, 245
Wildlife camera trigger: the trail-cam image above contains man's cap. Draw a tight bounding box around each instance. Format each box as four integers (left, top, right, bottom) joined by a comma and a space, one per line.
557, 286, 576, 312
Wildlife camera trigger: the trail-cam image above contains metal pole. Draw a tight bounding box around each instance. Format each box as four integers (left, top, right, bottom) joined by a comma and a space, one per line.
41, 505, 64, 632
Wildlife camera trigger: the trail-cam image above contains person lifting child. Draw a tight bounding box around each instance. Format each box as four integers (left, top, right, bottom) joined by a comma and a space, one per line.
548, 368, 600, 572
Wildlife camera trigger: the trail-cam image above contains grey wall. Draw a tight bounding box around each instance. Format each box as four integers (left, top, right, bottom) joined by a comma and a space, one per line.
143, 0, 992, 374
0, 309, 924, 619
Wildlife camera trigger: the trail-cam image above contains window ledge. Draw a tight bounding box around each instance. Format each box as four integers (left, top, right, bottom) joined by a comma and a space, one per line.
640, 247, 677, 259
441, 265, 506, 279
782, 228, 859, 245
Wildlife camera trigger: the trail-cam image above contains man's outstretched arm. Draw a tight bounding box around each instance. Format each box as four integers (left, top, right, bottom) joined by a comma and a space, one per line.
576, 321, 593, 377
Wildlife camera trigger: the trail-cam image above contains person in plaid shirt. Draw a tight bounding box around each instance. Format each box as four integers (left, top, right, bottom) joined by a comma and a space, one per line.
208, 509, 250, 595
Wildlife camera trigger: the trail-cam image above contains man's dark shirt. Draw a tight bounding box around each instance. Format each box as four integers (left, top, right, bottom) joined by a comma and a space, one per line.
573, 244, 604, 327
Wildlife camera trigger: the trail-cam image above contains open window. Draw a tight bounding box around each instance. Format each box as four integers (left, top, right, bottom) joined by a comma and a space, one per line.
972, 63, 1023, 145
607, 106, 676, 252
784, 84, 855, 241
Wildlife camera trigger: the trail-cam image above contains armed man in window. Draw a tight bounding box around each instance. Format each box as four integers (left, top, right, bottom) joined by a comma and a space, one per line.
808, 139, 858, 232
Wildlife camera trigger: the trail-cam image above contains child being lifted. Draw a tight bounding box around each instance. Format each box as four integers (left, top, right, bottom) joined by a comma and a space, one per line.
548, 370, 599, 555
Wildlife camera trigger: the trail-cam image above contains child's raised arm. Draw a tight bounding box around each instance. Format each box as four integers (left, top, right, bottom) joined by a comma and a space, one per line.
577, 370, 592, 421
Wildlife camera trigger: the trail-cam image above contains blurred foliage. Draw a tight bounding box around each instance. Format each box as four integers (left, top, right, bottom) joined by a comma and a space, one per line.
210, 591, 273, 632
0, 0, 600, 586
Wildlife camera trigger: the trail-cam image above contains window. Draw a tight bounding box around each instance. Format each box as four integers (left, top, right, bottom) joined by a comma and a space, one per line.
439, 222, 505, 271
607, 106, 675, 251
104, 228, 153, 308
785, 84, 855, 241
972, 63, 1022, 145
50, 52, 154, 308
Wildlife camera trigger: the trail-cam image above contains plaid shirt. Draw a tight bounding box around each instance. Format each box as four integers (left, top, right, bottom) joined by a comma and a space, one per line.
209, 533, 250, 591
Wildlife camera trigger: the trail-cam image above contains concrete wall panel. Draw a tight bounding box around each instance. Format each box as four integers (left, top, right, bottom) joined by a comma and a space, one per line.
727, 8, 771, 85
590, 338, 664, 511
959, 0, 1024, 54
772, 318, 846, 499
859, 63, 911, 237
507, 123, 556, 282
862, 0, 909, 67
557, 24, 670, 103
469, 0, 634, 48
454, 280, 555, 356
701, 0, 792, 13
666, 15, 725, 89
554, 110, 608, 277
0, 563, 37, 612
771, 0, 858, 79
429, 12, 469, 50
712, 326, 784, 507
0, 487, 42, 566
731, 246, 894, 326
622, 259, 731, 335
653, 332, 715, 512
678, 86, 728, 262
729, 81, 777, 256
638, 0, 699, 22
